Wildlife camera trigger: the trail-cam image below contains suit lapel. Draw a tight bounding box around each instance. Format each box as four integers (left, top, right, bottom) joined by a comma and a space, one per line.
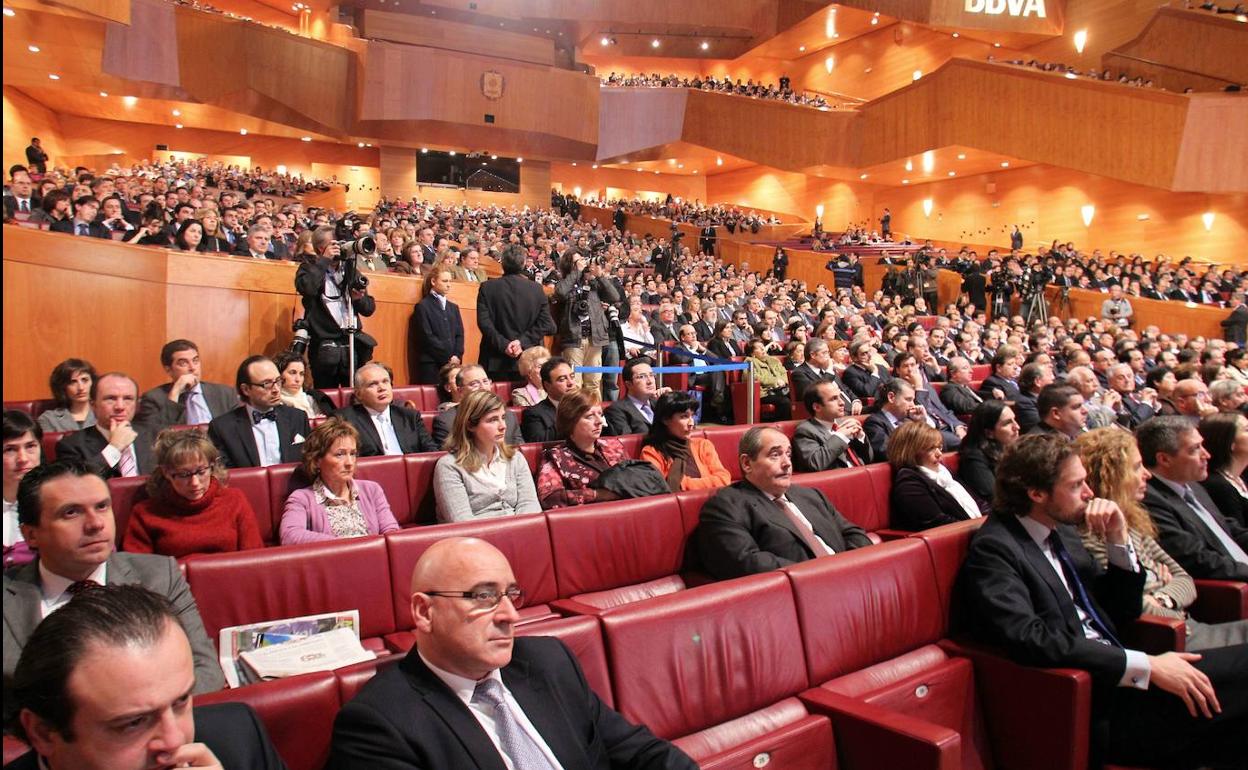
230, 409, 261, 468
743, 480, 817, 556
3, 562, 44, 647
353, 406, 385, 454
400, 655, 508, 770
1005, 516, 1082, 632
503, 656, 589, 770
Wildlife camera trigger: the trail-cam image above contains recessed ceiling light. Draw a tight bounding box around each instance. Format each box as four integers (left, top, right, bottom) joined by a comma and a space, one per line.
47, 73, 59, 80
358, 142, 365, 148
693, 170, 698, 174
1000, 161, 1010, 167
3, 8, 15, 17
99, 91, 108, 97
952, 32, 959, 38
301, 136, 311, 142
572, 162, 577, 166
957, 153, 966, 160
948, 171, 956, 176
651, 39, 660, 48
799, 45, 806, 52
123, 96, 137, 106
993, 42, 1001, 47
27, 45, 39, 53
1137, 213, 1150, 221
516, 157, 523, 163
239, 129, 248, 135
591, 164, 598, 169
174, 123, 183, 129
420, 148, 428, 153
870, 18, 877, 25
172, 109, 181, 116
859, 173, 868, 180
716, 157, 723, 166
902, 179, 910, 184
1064, 72, 1077, 79
904, 159, 913, 172
678, 164, 683, 169
600, 37, 609, 46
366, 143, 372, 147
700, 41, 709, 50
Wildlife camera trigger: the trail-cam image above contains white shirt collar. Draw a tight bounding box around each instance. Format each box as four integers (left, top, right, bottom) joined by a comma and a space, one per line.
1018, 514, 1055, 547
365, 404, 391, 419
1152, 474, 1190, 500
419, 649, 502, 705
39, 560, 108, 606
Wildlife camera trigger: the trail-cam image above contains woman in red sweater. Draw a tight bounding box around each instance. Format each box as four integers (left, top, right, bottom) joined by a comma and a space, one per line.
123, 429, 264, 558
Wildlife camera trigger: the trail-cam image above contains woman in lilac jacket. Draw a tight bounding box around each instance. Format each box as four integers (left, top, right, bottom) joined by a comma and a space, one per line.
280, 418, 399, 545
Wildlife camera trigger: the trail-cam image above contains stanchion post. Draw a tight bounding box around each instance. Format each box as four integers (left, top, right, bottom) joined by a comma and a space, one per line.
657, 348, 665, 391
746, 365, 755, 425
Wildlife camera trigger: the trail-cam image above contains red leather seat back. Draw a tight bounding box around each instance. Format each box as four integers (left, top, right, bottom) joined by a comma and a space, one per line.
410, 385, 440, 411
675, 487, 718, 539
384, 515, 556, 632
600, 572, 808, 740
492, 381, 517, 402
227, 468, 275, 544
910, 518, 986, 627
941, 451, 959, 475
518, 443, 544, 475
786, 538, 944, 684
971, 365, 990, 380
862, 463, 895, 529
391, 386, 425, 411
354, 456, 412, 526
2, 401, 36, 415
800, 467, 883, 532
614, 432, 643, 458
108, 476, 148, 547
548, 497, 687, 598
402, 452, 444, 526
516, 615, 614, 708
45, 431, 66, 462
702, 425, 750, 481
266, 463, 305, 533
183, 536, 396, 642
324, 389, 348, 409
335, 653, 404, 705
196, 671, 340, 770
773, 420, 802, 438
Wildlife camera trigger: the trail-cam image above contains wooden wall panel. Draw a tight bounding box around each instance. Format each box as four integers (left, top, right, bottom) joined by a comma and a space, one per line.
2, 87, 65, 171
551, 162, 708, 203
594, 88, 689, 161
1171, 95, 1248, 194
380, 146, 419, 203
168, 285, 254, 383
1027, 0, 1197, 69
361, 10, 555, 66
705, 165, 875, 226
1107, 7, 1248, 87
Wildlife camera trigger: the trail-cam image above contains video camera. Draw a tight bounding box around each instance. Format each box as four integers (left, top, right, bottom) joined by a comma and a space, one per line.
335, 235, 376, 292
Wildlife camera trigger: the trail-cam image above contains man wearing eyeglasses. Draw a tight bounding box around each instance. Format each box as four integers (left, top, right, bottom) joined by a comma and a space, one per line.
207, 355, 310, 468
604, 357, 671, 436
329, 537, 696, 769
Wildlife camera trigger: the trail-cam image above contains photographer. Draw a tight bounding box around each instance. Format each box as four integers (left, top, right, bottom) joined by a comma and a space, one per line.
986, 264, 1014, 321
294, 225, 377, 388
553, 248, 621, 397
1101, 283, 1134, 328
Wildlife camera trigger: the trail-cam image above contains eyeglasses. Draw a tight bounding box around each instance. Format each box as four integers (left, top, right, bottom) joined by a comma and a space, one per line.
248, 378, 282, 390
423, 586, 525, 610
167, 465, 213, 481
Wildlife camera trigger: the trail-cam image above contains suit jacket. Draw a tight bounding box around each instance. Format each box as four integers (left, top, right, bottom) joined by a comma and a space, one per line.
1013, 391, 1040, 433
1200, 473, 1248, 530
789, 363, 843, 403
49, 218, 109, 238
890, 466, 983, 531
1115, 394, 1154, 430
432, 405, 521, 448
977, 374, 1021, 402
2, 195, 37, 221
327, 636, 696, 770
1221, 304, 1248, 346
604, 397, 653, 436
940, 382, 983, 415
294, 258, 377, 347
792, 418, 874, 472
864, 410, 902, 458
338, 403, 436, 456
956, 514, 1143, 690
521, 399, 558, 444
692, 319, 715, 341
1143, 476, 1248, 580
55, 424, 159, 479
842, 363, 887, 400
138, 381, 239, 426
3, 552, 225, 723
412, 293, 465, 368
207, 405, 310, 468
476, 274, 557, 379
695, 480, 871, 580
956, 443, 997, 503
915, 388, 964, 448
961, 272, 987, 310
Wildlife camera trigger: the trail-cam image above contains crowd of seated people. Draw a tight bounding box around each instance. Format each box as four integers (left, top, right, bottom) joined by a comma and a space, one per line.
601, 71, 837, 110
989, 55, 1161, 89
590, 194, 782, 231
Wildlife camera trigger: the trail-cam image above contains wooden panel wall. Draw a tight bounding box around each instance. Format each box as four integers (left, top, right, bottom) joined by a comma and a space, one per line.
2, 87, 65, 170
1172, 95, 1248, 194
360, 10, 555, 66
1107, 7, 1248, 87
705, 165, 876, 228
1026, 0, 1195, 69
551, 162, 708, 204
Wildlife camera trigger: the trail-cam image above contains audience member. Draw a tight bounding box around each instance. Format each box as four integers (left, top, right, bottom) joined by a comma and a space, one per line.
552, 249, 621, 395
978, 346, 1023, 401
123, 429, 263, 558
604, 356, 669, 436
2, 410, 41, 569
55, 372, 159, 478
695, 426, 871, 579
1173, 378, 1216, 421
49, 195, 108, 238
640, 391, 731, 492
280, 418, 399, 544
207, 355, 311, 468
888, 421, 985, 530
521, 357, 579, 444
338, 362, 436, 455
745, 338, 792, 421
864, 377, 928, 457
1065, 365, 1120, 429
411, 266, 464, 385
37, 358, 98, 433
1208, 378, 1247, 415
956, 433, 1247, 769
939, 356, 984, 415
434, 391, 540, 523
1198, 412, 1248, 529
2, 168, 37, 220
1031, 383, 1088, 439
1013, 362, 1050, 433
138, 339, 238, 426
957, 400, 1019, 502
275, 351, 336, 418
1107, 362, 1155, 429
535, 390, 627, 509
842, 340, 889, 400
3, 460, 224, 719
792, 380, 873, 471
895, 351, 966, 448
1076, 427, 1248, 650
431, 365, 521, 448
477, 244, 557, 382
510, 346, 551, 408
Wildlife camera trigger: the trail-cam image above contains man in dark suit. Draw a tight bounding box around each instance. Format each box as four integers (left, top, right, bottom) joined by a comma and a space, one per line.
2, 168, 38, 221
431, 365, 521, 448
294, 226, 377, 388
7, 584, 279, 770
613, 204, 627, 233
864, 378, 935, 457
477, 245, 558, 382
699, 222, 717, 257
897, 354, 965, 449
1029, 384, 1089, 440
604, 357, 667, 436
521, 358, 578, 443
417, 227, 438, 265
4, 462, 225, 726
957, 434, 1247, 769
55, 373, 159, 479
1107, 363, 1154, 430
879, 208, 891, 239
790, 340, 858, 415
977, 347, 1023, 402
24, 137, 47, 175
841, 340, 889, 400
650, 302, 681, 348
49, 195, 108, 238
1222, 292, 1248, 346
411, 266, 465, 385
695, 426, 871, 580
1013, 362, 1053, 434
793, 381, 874, 472
1139, 417, 1248, 580
328, 537, 696, 769
137, 339, 238, 426
208, 356, 311, 468
1010, 225, 1023, 251
338, 362, 436, 455
940, 357, 984, 415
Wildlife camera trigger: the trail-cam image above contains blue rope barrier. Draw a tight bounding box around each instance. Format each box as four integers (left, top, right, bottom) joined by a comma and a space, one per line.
574, 363, 748, 375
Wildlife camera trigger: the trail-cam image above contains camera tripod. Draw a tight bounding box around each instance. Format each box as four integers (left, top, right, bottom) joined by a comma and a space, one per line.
1052, 285, 1073, 320
1022, 287, 1049, 327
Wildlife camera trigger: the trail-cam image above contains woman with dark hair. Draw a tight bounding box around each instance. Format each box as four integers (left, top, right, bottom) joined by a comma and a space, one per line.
3, 410, 42, 568
38, 358, 98, 432
1145, 366, 1179, 416
640, 391, 730, 492
535, 390, 627, 509
129, 210, 173, 247
706, 321, 738, 360
957, 399, 1020, 502
275, 351, 336, 418
173, 219, 204, 251
783, 340, 806, 372
1199, 412, 1248, 529
124, 429, 264, 558
887, 420, 985, 531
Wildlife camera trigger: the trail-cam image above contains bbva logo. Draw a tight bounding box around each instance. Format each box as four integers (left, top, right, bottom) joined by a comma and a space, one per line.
965, 0, 1047, 18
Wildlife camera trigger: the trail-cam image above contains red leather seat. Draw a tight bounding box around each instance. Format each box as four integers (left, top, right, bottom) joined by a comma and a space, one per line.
799, 467, 886, 534
548, 497, 691, 615
2, 400, 38, 416
516, 615, 615, 708
675, 488, 717, 538
108, 475, 148, 547
701, 424, 751, 481
391, 385, 425, 411
354, 455, 412, 526
334, 653, 404, 705
44, 431, 66, 462
323, 388, 348, 409
600, 572, 835, 770
197, 671, 340, 770
228, 467, 276, 545
402, 451, 445, 526
730, 381, 776, 425
266, 463, 305, 539
492, 381, 518, 403
614, 432, 643, 458
381, 514, 558, 652
183, 535, 396, 652
941, 452, 959, 475
518, 442, 546, 475
2, 736, 29, 766
970, 365, 990, 380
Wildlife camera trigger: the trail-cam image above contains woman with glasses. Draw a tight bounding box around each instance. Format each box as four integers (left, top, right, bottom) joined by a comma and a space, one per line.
281, 418, 400, 544
434, 391, 540, 523
123, 429, 264, 558
887, 421, 985, 531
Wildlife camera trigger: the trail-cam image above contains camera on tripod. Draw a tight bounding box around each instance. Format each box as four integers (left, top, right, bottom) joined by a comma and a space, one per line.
335, 235, 376, 292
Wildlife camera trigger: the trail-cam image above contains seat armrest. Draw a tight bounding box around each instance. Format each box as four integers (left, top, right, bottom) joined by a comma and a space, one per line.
799, 687, 962, 770
1120, 615, 1185, 654
549, 597, 610, 618
938, 639, 1091, 770
874, 528, 912, 542
1189, 579, 1248, 623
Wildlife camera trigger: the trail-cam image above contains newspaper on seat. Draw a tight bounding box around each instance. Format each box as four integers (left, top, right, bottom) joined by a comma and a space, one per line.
218, 610, 373, 687
239, 627, 374, 681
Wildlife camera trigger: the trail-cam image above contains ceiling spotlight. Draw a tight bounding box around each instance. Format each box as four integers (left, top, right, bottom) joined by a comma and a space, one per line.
1073, 28, 1088, 54
799, 45, 806, 52
651, 39, 660, 48
27, 45, 40, 53
600, 37, 609, 46
901, 179, 910, 185
516, 157, 523, 163
591, 164, 598, 169
904, 159, 913, 172
239, 129, 248, 135
825, 56, 835, 73
172, 109, 181, 116
957, 153, 966, 160
993, 42, 1001, 47
870, 17, 878, 25
175, 123, 183, 129
99, 91, 108, 97
947, 171, 956, 176
420, 148, 428, 153
123, 95, 137, 106
572, 162, 577, 166
1137, 214, 1150, 221
922, 150, 934, 173
1064, 72, 1077, 79
48, 73, 60, 80
692, 170, 698, 174
912, 69, 922, 81
359, 142, 366, 148
301, 136, 312, 142
1000, 161, 1010, 167
654, 170, 659, 174
951, 32, 959, 38
700, 41, 709, 50
678, 164, 684, 169
859, 173, 868, 180
716, 157, 723, 166
2, 8, 15, 16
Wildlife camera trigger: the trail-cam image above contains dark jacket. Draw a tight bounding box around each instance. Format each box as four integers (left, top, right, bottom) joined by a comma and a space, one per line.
50, 218, 109, 238
337, 403, 436, 456
889, 466, 984, 531
940, 382, 983, 416
1201, 472, 1248, 530
842, 363, 887, 400
1143, 476, 1248, 580
55, 424, 159, 479
411, 293, 465, 374
208, 405, 310, 468
604, 397, 653, 436
294, 257, 377, 347
521, 399, 558, 444
477, 274, 558, 380
553, 269, 622, 347
956, 442, 998, 503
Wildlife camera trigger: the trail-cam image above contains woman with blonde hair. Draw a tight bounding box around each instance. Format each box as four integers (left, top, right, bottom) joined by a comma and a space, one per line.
1074, 427, 1248, 650
124, 429, 263, 557
195, 207, 232, 253
887, 420, 984, 531
433, 390, 539, 523
513, 346, 551, 407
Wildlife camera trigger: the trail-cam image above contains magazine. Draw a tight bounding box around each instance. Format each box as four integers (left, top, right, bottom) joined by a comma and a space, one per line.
217, 610, 369, 688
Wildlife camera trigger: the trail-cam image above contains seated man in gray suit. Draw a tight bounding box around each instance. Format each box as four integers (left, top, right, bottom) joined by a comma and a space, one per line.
3, 461, 224, 725
793, 380, 874, 472
137, 339, 238, 426
431, 365, 521, 448
695, 426, 872, 580
54, 372, 160, 479
604, 357, 671, 436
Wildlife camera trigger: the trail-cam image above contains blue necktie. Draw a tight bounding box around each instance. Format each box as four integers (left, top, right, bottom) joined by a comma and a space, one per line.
1048, 531, 1122, 648
76, 223, 88, 236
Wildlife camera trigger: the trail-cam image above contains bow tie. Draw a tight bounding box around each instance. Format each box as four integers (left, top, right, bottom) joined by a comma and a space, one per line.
252, 410, 276, 424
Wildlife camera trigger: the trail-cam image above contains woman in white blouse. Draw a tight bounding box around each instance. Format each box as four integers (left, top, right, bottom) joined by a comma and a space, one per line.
887, 420, 986, 531
434, 390, 540, 523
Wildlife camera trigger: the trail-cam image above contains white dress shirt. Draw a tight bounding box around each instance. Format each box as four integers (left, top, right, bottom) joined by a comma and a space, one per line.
246, 404, 283, 467
323, 264, 350, 329
3, 498, 21, 548
368, 405, 404, 456
1018, 516, 1150, 689
39, 561, 109, 619
1154, 476, 1248, 565
769, 492, 835, 555
98, 425, 141, 476
419, 652, 565, 770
